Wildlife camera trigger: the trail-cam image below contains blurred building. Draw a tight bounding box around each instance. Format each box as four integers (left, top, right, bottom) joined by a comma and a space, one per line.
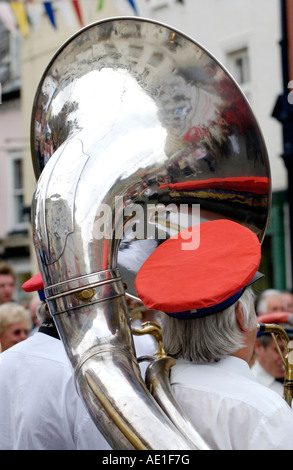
272, 0, 293, 292
0, 0, 291, 298
0, 14, 30, 301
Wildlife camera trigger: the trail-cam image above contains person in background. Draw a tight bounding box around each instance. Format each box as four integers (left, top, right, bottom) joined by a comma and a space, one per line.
0, 262, 17, 305
256, 289, 284, 316
28, 295, 42, 336
252, 311, 293, 396
0, 302, 32, 352
281, 291, 293, 313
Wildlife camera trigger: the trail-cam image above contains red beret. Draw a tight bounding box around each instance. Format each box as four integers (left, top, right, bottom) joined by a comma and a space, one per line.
134, 219, 262, 318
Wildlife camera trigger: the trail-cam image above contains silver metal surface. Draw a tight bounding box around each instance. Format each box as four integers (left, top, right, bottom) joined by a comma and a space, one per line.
30, 17, 271, 449
145, 357, 209, 450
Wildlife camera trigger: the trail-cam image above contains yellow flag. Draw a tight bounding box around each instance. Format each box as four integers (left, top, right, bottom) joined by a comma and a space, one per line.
10, 1, 29, 37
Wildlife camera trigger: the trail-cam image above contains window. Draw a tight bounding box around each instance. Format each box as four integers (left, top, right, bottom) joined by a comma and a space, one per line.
9, 152, 27, 231
0, 18, 21, 95
227, 47, 251, 102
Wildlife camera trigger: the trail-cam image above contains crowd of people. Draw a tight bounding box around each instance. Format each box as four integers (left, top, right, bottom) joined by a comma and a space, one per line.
0, 263, 32, 350
0, 262, 41, 353
1, 230, 293, 450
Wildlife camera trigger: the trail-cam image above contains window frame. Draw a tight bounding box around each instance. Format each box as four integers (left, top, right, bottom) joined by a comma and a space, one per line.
8, 150, 28, 232
226, 46, 252, 103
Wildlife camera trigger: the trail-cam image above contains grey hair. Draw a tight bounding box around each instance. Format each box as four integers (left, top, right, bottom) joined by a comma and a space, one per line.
36, 302, 51, 323
162, 286, 257, 363
256, 289, 282, 314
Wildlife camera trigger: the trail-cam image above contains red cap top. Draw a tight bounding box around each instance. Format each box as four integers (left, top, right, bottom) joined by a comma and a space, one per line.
257, 312, 293, 338
258, 312, 292, 324
22, 272, 44, 293
134, 219, 261, 318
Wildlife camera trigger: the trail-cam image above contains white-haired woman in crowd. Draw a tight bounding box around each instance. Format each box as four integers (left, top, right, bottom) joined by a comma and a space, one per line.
0, 302, 32, 352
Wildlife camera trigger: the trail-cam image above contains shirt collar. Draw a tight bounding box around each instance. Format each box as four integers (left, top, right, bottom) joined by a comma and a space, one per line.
212, 355, 257, 380
252, 359, 277, 387
176, 355, 257, 381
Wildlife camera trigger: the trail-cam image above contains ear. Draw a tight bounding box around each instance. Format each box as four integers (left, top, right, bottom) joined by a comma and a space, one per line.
235, 302, 247, 333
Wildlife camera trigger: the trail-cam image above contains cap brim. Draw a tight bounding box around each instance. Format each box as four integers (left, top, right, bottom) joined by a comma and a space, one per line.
247, 271, 264, 286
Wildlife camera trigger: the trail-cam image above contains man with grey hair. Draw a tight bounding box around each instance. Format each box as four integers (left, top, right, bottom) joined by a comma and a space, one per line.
252, 311, 293, 395
256, 288, 284, 316
135, 220, 293, 450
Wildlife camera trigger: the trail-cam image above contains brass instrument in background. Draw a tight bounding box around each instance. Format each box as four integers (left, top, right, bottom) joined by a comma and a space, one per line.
30, 17, 271, 449
258, 323, 293, 407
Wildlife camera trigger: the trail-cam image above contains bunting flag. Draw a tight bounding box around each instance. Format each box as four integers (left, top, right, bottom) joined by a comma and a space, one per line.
0, 0, 144, 38
83, 0, 94, 22
97, 0, 104, 11
43, 1, 57, 28
113, 0, 139, 15
10, 1, 29, 36
71, 0, 83, 27
127, 0, 138, 15
0, 1, 17, 32
56, 0, 79, 30
25, 1, 43, 32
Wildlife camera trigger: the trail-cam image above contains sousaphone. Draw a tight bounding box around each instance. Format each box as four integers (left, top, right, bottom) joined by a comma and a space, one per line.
30, 17, 271, 450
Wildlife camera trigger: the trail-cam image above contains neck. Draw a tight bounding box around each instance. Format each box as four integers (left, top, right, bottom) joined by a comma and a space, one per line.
232, 331, 256, 364
231, 349, 250, 364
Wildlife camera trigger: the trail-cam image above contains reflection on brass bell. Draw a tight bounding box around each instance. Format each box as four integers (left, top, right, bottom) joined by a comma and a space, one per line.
75, 288, 96, 303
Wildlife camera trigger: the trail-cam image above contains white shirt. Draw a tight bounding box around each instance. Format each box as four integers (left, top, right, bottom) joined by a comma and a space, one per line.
170, 356, 293, 450
251, 359, 284, 396
0, 333, 111, 450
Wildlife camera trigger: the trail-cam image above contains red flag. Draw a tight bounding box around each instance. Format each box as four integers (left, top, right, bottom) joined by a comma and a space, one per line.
71, 0, 83, 27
